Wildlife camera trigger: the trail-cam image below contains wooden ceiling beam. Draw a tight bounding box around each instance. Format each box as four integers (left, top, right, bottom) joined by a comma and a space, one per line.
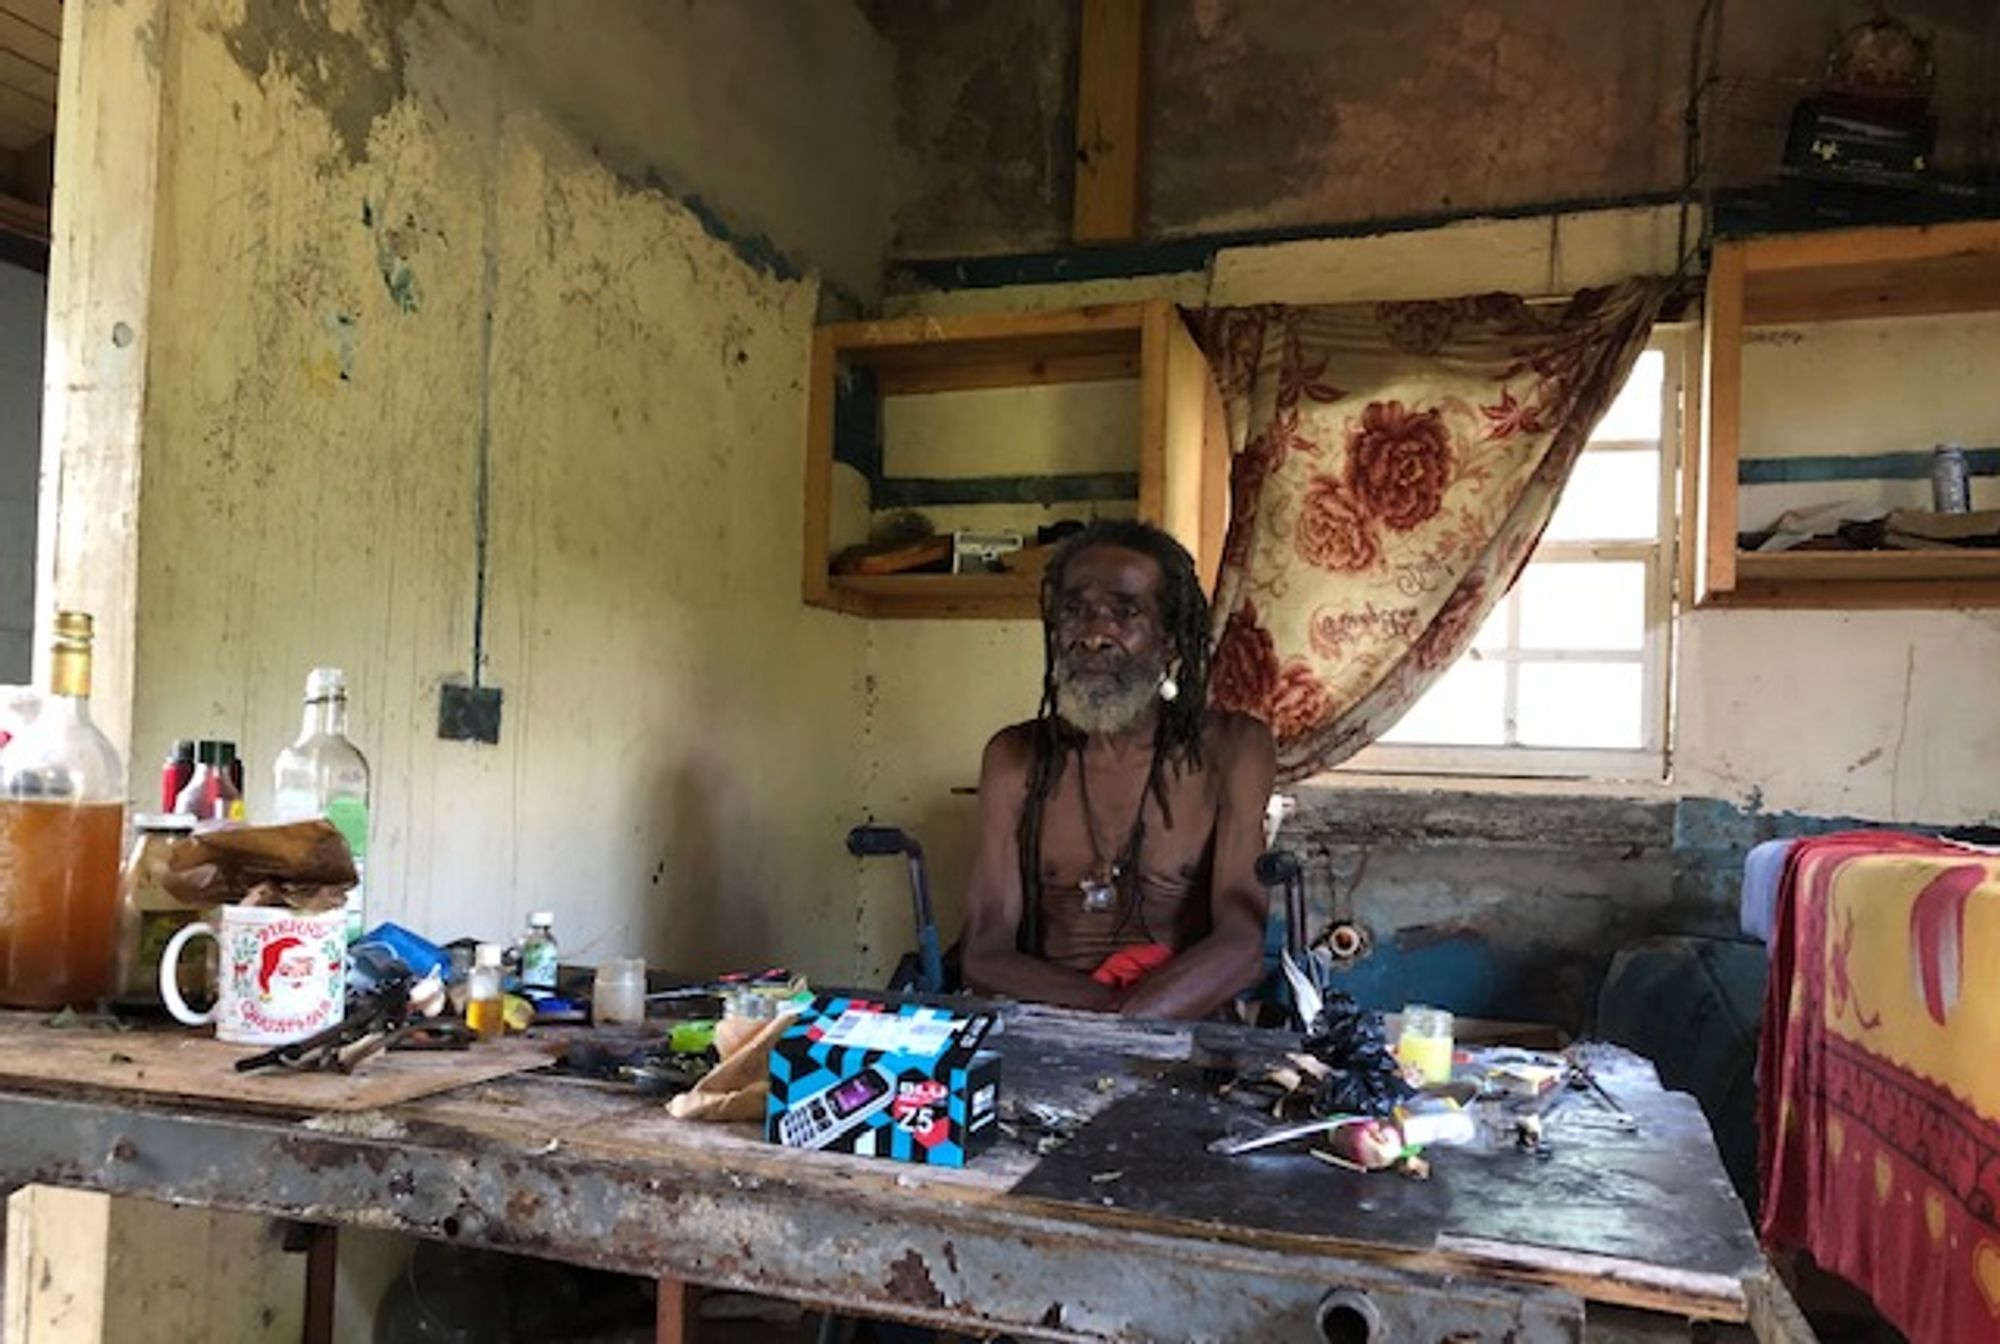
0, 12, 57, 73
1072, 0, 1145, 244
0, 188, 48, 242
0, 46, 55, 101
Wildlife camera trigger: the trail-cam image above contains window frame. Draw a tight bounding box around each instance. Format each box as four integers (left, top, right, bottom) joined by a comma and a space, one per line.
1334, 325, 1689, 783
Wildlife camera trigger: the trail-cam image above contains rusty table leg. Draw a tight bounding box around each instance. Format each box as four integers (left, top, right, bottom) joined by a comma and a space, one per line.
656, 1276, 698, 1344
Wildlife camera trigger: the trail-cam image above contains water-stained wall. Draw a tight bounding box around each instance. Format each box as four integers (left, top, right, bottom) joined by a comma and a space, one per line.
868, 0, 2000, 258
76, 0, 896, 976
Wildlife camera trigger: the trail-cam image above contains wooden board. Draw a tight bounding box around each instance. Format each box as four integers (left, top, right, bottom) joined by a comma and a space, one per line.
0, 1017, 557, 1114
1011, 1046, 1762, 1321
1072, 0, 1144, 243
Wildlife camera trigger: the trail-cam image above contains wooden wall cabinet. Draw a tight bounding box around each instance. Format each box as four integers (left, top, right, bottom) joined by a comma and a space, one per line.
804, 301, 1225, 619
1696, 220, 2000, 608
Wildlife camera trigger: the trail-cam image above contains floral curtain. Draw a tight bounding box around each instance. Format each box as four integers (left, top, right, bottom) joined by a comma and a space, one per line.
1194, 281, 1664, 783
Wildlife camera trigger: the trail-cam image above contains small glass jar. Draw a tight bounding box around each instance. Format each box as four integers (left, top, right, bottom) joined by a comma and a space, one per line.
592, 957, 646, 1027
112, 813, 201, 1008
1396, 1004, 1455, 1086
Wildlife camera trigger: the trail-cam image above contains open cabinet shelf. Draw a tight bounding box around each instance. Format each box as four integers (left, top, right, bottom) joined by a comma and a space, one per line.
1696, 219, 2000, 608
803, 301, 1224, 619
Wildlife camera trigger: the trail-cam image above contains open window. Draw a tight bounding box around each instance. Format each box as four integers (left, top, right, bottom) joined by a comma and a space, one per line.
1337, 328, 1687, 781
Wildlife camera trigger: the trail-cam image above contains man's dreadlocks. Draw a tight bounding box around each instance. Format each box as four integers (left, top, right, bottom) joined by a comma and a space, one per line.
1014, 519, 1213, 953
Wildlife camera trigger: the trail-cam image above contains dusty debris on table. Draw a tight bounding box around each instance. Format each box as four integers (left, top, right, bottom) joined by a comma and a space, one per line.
44, 1007, 129, 1031
302, 1111, 408, 1140
108, 1052, 135, 1065
1287, 1052, 1332, 1081
998, 1099, 1085, 1156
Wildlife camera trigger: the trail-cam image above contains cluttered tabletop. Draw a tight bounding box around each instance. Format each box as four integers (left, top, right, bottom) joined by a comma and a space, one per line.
0, 786, 1766, 1329
0, 959, 1766, 1325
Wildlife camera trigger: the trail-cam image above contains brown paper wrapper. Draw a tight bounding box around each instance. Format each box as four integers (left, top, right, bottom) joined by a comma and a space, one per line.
666, 1011, 799, 1124
164, 820, 357, 910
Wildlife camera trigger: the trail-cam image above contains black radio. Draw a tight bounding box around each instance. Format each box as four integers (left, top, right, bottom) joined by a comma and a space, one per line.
1784, 97, 1935, 187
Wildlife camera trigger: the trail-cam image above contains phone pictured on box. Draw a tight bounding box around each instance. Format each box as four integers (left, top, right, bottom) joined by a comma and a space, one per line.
779, 1065, 898, 1149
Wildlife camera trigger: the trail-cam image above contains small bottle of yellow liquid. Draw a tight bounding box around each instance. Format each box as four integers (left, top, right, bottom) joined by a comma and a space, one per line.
465, 942, 505, 1039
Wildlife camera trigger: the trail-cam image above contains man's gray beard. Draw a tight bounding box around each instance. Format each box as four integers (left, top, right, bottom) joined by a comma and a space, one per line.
1055, 657, 1162, 736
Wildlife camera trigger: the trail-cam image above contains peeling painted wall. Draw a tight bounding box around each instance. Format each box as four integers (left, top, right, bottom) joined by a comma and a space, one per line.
433, 0, 897, 305
874, 0, 2000, 258
119, 0, 890, 977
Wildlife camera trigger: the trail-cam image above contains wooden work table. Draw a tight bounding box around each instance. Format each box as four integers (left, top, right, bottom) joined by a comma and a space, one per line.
0, 1006, 1810, 1343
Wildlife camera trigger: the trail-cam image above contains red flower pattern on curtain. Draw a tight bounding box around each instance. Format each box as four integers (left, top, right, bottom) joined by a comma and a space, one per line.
1193, 282, 1663, 783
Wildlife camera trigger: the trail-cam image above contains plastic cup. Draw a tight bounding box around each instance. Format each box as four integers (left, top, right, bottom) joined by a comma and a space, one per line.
592, 958, 646, 1027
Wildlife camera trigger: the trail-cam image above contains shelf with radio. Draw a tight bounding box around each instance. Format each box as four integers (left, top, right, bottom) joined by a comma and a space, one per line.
1696, 219, 2000, 608
803, 301, 1224, 620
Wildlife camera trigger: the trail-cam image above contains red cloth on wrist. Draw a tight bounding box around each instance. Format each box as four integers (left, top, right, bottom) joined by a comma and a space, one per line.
1090, 942, 1175, 989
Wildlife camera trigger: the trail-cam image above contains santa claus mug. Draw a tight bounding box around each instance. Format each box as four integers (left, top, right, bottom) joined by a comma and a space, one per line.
159, 903, 347, 1046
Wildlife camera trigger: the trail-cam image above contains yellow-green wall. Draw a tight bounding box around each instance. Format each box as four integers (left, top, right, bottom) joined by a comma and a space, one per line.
114, 0, 892, 978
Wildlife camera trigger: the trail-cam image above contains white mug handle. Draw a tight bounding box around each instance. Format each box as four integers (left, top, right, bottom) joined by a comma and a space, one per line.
159, 921, 216, 1026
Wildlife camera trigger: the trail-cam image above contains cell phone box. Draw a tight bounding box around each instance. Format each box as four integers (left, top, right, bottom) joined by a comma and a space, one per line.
766, 996, 1001, 1167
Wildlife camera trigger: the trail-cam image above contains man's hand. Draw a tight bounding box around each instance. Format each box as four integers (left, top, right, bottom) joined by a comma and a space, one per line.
1112, 714, 1277, 1020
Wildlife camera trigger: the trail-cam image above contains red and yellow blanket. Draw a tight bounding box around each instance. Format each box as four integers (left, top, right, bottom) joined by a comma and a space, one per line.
1760, 831, 2000, 1344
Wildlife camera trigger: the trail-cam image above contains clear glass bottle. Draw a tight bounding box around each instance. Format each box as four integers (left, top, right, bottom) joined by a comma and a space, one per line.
465, 942, 504, 1038
518, 911, 559, 991
112, 813, 202, 1008
0, 611, 128, 1009
272, 668, 371, 943
174, 740, 244, 823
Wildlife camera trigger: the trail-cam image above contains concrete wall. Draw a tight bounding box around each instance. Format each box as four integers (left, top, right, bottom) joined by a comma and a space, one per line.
0, 261, 42, 682
99, 0, 894, 981
870, 0, 2000, 258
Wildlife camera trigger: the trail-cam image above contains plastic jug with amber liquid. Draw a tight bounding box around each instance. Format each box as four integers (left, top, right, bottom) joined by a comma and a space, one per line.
0, 612, 127, 1008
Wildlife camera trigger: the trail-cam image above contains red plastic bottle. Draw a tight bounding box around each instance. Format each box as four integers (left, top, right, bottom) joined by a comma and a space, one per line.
173, 740, 244, 823
160, 739, 195, 812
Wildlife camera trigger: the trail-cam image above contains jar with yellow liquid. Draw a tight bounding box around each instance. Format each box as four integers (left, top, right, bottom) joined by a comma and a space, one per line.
1396, 1004, 1455, 1086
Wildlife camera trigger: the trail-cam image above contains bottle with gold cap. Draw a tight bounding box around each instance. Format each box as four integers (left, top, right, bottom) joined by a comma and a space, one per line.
0, 611, 127, 1008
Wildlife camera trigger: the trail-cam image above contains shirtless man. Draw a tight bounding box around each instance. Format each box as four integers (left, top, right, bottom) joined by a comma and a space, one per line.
960, 520, 1278, 1020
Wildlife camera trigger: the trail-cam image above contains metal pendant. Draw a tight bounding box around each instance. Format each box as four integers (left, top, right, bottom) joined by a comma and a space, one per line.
1080, 863, 1119, 913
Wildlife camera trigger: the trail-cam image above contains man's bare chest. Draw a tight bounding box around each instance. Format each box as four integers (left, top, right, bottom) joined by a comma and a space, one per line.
1035, 761, 1218, 884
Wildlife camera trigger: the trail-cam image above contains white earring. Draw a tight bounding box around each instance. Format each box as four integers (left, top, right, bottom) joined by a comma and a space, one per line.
1159, 674, 1180, 703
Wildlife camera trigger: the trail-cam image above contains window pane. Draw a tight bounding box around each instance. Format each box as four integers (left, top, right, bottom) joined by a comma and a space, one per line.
1517, 663, 1644, 749
1379, 658, 1507, 746
1516, 562, 1647, 652
1590, 349, 1664, 443
1470, 594, 1510, 653
1543, 448, 1661, 541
